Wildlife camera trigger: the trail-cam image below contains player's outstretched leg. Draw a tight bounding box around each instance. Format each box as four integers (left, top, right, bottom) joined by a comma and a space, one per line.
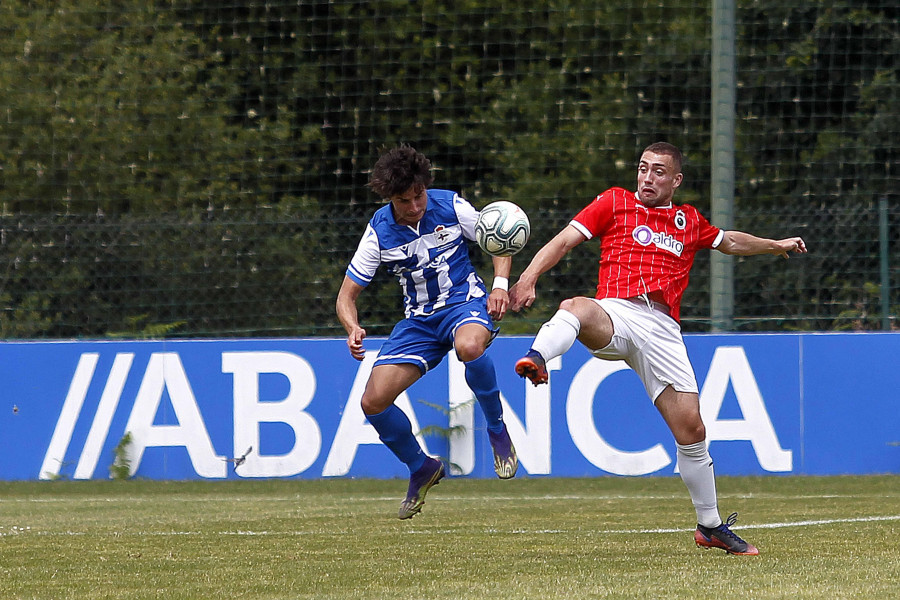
516, 308, 581, 386
488, 423, 518, 479
398, 456, 445, 520
515, 349, 549, 385
694, 512, 759, 555
462, 352, 519, 479
366, 404, 444, 518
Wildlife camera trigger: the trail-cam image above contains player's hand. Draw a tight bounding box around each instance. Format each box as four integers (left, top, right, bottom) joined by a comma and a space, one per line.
509, 280, 536, 312
346, 326, 367, 361
487, 289, 509, 321
776, 237, 808, 259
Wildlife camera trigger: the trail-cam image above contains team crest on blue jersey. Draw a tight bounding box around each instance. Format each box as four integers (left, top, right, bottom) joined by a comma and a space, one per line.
434, 225, 451, 243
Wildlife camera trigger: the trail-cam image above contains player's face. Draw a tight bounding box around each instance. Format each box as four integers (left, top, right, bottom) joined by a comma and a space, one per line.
390, 185, 428, 226
637, 151, 683, 207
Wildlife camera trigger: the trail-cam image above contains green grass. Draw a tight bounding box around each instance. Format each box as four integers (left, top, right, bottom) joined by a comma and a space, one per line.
1, 475, 898, 599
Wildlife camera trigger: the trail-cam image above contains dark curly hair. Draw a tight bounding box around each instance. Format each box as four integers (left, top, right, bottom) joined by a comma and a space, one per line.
368, 145, 434, 198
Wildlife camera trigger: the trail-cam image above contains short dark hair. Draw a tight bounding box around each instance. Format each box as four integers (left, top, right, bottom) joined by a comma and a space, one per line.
368, 145, 434, 198
642, 142, 683, 173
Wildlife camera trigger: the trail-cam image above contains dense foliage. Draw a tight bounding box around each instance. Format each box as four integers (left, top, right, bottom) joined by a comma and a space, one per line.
0, 1, 896, 337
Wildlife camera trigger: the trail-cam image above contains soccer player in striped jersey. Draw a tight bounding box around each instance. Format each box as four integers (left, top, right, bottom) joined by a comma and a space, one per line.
509, 142, 807, 554
337, 145, 518, 519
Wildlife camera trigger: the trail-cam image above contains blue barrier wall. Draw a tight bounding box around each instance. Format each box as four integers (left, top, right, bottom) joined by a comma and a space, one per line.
1, 334, 897, 480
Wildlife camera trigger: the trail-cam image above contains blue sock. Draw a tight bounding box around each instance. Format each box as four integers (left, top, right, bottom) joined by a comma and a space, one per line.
366, 405, 426, 473
464, 353, 505, 434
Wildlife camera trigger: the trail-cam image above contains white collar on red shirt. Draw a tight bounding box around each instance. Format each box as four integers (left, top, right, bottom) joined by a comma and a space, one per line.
634, 191, 673, 210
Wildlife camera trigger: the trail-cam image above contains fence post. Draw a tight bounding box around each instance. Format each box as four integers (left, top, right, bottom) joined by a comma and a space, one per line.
710, 0, 736, 331
880, 196, 891, 330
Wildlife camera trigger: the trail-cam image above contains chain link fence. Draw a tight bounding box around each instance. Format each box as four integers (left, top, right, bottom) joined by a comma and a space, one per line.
3, 199, 897, 338
1, 1, 897, 338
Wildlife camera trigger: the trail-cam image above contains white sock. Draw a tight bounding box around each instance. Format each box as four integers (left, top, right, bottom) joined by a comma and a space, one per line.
677, 441, 722, 528
531, 309, 581, 361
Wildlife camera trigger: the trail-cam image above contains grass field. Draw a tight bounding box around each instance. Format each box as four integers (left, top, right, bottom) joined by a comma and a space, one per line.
1, 475, 898, 599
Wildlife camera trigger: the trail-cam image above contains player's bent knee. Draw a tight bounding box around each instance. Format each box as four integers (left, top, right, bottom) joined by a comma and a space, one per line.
674, 422, 706, 446
454, 324, 490, 362
558, 297, 580, 312
360, 393, 393, 416
455, 341, 484, 363
560, 296, 599, 317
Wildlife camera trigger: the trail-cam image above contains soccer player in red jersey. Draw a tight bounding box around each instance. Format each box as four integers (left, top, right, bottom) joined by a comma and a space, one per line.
509, 142, 807, 555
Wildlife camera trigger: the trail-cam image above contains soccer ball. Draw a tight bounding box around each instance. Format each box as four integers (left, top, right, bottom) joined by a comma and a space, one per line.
474, 201, 531, 257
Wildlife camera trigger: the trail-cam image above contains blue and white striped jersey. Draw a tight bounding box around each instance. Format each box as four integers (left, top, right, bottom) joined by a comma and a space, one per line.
346, 189, 486, 318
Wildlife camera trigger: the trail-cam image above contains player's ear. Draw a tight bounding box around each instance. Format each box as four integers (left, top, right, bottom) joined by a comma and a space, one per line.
672, 172, 683, 189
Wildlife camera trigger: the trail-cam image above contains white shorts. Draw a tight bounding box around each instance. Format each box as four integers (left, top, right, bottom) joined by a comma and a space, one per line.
590, 297, 698, 402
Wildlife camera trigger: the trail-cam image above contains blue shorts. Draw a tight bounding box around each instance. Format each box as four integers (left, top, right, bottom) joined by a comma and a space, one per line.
375, 297, 496, 374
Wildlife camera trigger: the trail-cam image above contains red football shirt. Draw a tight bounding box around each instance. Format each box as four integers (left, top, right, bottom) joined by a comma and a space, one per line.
570, 187, 723, 322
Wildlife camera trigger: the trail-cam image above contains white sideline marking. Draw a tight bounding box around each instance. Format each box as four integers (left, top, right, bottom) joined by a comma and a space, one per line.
4, 514, 898, 538
5, 492, 898, 504
600, 514, 900, 535
737, 514, 900, 530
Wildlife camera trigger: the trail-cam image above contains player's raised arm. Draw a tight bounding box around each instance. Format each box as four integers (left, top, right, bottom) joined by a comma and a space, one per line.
487, 254, 512, 320
335, 276, 367, 361
509, 225, 587, 311
717, 231, 808, 259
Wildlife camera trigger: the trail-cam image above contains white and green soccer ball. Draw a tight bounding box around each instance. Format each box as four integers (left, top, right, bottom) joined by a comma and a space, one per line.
474, 201, 531, 257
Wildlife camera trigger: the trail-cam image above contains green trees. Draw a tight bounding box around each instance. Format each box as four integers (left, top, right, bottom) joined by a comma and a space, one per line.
0, 1, 896, 337
730, 1, 899, 329
0, 0, 336, 336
